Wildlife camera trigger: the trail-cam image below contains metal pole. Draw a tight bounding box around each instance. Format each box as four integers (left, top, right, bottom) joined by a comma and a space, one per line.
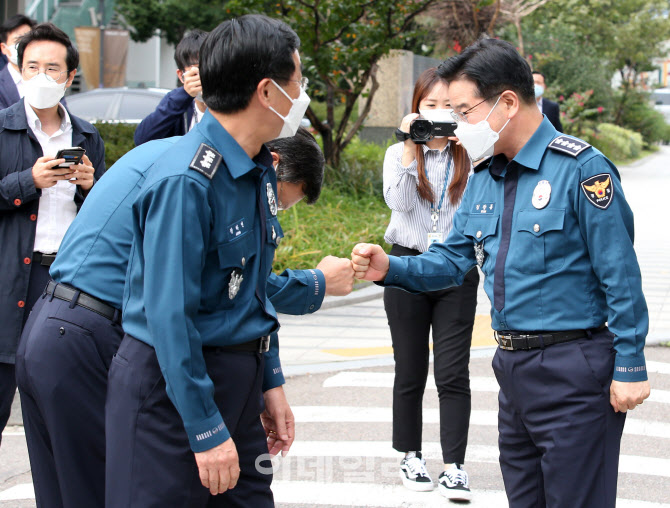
98, 0, 104, 87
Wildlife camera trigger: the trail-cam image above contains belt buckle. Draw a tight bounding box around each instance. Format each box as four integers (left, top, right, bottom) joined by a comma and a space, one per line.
495, 332, 515, 351
258, 335, 270, 354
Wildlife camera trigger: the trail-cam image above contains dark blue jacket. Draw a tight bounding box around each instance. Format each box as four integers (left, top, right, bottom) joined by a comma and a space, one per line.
0, 54, 7, 71
542, 98, 563, 133
0, 66, 20, 110
0, 99, 106, 363
133, 86, 195, 146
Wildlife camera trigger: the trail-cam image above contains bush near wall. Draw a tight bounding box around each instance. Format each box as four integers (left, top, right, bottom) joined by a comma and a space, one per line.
94, 122, 137, 170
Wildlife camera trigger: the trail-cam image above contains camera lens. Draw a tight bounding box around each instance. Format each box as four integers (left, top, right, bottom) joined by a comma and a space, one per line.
410, 119, 432, 143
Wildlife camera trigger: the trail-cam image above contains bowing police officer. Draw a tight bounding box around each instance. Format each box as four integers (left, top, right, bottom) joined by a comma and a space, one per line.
351, 37, 650, 508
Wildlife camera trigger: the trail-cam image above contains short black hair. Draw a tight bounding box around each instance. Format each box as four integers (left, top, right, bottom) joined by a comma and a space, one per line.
17, 23, 78, 73
174, 29, 208, 70
437, 37, 535, 105
267, 127, 324, 205
532, 70, 546, 80
199, 14, 300, 114
0, 14, 36, 44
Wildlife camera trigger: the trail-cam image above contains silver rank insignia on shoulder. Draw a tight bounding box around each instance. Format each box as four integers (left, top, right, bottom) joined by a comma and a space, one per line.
548, 136, 591, 157
266, 183, 278, 216
189, 143, 222, 179
532, 180, 551, 209
228, 268, 243, 299
474, 242, 485, 268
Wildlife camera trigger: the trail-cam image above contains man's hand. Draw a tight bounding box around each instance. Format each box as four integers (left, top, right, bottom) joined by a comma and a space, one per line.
183, 66, 202, 99
32, 156, 73, 189
610, 380, 650, 413
351, 243, 390, 282
317, 255, 355, 296
261, 386, 295, 457
70, 154, 96, 191
194, 437, 240, 495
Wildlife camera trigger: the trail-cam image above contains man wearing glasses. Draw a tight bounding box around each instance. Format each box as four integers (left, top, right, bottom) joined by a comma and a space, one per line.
0, 22, 104, 447
352, 37, 649, 508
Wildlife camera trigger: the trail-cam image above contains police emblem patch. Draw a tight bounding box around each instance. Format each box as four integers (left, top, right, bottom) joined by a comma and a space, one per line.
266, 183, 278, 216
189, 143, 222, 179
532, 180, 551, 209
228, 269, 243, 299
581, 173, 614, 210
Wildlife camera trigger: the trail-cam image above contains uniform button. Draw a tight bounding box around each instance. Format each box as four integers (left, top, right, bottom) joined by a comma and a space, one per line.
309, 304, 315, 311
59, 327, 65, 335
17, 300, 25, 308
241, 257, 246, 267
533, 224, 540, 233
24, 257, 31, 265
476, 231, 482, 239
14, 198, 21, 206
394, 275, 399, 281
30, 214, 37, 221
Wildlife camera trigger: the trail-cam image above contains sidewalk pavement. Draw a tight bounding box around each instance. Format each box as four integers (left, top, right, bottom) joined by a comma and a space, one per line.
279, 145, 670, 374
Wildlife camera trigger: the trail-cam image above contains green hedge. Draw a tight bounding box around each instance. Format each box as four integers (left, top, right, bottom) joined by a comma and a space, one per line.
588, 123, 643, 162
94, 122, 137, 170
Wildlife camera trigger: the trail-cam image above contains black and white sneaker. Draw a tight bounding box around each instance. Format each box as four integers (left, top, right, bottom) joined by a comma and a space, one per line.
399, 452, 434, 492
438, 464, 472, 502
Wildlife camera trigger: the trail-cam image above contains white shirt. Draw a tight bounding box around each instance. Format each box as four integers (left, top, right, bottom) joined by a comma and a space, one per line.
7, 64, 24, 98
24, 100, 76, 254
536, 97, 544, 112
189, 101, 206, 131
383, 142, 470, 252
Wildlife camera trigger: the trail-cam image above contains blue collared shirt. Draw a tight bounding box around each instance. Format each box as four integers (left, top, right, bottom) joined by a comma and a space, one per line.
384, 117, 648, 382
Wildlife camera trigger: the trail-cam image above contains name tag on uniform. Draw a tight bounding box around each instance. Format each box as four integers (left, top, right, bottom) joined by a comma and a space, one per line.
427, 232, 443, 247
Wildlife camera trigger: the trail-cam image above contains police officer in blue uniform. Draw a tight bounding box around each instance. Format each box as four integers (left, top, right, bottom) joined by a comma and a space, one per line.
104, 15, 314, 507
352, 38, 650, 508
16, 124, 348, 506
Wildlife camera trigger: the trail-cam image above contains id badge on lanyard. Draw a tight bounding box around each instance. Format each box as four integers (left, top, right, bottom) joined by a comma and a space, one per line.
426, 159, 451, 248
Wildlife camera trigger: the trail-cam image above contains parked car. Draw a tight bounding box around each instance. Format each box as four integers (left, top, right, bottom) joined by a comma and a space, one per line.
65, 87, 170, 124
651, 87, 670, 124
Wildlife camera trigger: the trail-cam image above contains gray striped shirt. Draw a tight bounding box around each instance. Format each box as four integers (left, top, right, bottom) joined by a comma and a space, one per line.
383, 141, 469, 252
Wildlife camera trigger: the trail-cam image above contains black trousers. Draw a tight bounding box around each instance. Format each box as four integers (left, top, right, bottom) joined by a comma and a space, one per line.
0, 261, 51, 444
15, 292, 123, 508
494, 328, 626, 508
106, 334, 273, 508
384, 244, 479, 464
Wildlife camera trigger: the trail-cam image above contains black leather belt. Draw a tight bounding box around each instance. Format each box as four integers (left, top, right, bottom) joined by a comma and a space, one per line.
45, 281, 119, 322
205, 336, 271, 354
33, 252, 57, 266
494, 328, 603, 351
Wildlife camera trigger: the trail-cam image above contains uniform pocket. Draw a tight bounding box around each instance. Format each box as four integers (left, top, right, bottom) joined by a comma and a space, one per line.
463, 214, 499, 272
512, 208, 566, 274
216, 233, 256, 308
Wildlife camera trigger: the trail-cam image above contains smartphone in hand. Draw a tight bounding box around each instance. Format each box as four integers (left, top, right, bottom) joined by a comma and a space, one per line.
54, 147, 86, 169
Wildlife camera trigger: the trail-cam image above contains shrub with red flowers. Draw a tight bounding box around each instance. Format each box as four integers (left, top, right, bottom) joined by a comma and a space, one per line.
559, 90, 607, 140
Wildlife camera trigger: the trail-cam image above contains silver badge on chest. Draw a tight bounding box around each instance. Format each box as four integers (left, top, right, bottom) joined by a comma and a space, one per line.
228, 269, 243, 299
474, 242, 485, 268
266, 183, 278, 216
532, 180, 551, 209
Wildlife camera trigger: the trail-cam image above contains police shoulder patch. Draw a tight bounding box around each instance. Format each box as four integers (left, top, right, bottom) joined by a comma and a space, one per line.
581, 173, 614, 210
548, 136, 591, 157
189, 143, 222, 179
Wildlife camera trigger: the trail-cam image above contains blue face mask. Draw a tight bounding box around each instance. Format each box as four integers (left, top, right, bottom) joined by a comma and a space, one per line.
534, 84, 545, 98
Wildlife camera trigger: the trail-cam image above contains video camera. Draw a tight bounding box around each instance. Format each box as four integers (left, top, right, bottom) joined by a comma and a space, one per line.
409, 118, 457, 144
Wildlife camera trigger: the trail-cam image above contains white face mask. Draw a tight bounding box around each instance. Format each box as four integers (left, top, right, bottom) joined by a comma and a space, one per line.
534, 84, 545, 98
23, 73, 67, 109
269, 79, 310, 139
454, 95, 510, 162
8, 44, 19, 66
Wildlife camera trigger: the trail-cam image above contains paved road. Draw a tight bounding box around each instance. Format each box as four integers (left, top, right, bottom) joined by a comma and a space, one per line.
1, 147, 669, 506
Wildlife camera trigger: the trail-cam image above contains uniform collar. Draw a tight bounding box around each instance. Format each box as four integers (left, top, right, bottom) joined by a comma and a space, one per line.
479, 116, 557, 179
197, 110, 273, 179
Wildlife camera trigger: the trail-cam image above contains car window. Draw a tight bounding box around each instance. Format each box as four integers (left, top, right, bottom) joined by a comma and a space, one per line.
67, 93, 114, 121
118, 93, 164, 121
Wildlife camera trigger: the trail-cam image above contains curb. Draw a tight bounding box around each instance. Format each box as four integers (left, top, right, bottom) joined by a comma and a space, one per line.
318, 282, 384, 310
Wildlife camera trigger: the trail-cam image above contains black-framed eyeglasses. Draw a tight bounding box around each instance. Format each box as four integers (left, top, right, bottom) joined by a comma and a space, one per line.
450, 92, 503, 124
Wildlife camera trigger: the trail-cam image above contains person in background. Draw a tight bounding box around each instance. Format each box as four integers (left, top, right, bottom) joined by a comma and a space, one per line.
0, 14, 36, 109
133, 29, 208, 145
0, 22, 104, 447
532, 70, 563, 132
384, 67, 477, 502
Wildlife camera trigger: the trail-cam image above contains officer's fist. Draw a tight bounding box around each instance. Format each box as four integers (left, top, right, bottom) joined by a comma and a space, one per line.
318, 256, 355, 296
351, 244, 389, 282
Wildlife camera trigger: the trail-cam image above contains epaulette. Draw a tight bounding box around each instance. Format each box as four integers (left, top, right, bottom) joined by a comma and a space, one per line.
189, 143, 222, 179
548, 135, 591, 157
